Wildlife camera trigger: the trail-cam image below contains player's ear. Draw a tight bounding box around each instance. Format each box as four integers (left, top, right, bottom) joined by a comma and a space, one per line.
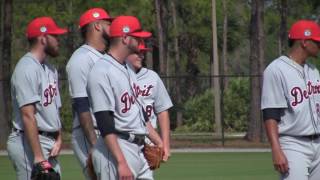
301, 40, 307, 48
93, 21, 102, 32
122, 35, 130, 45
39, 35, 47, 46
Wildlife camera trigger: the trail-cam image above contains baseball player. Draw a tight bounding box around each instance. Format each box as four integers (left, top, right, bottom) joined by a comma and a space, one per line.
262, 20, 320, 180
126, 42, 173, 161
66, 8, 113, 179
6, 17, 67, 180
87, 16, 163, 180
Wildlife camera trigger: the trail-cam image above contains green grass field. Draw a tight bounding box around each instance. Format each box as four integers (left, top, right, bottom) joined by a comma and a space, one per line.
0, 152, 278, 180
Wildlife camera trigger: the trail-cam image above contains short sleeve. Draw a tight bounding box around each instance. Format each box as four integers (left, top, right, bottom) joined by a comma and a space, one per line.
261, 67, 288, 110
153, 76, 173, 113
87, 68, 115, 113
15, 69, 41, 107
67, 57, 92, 98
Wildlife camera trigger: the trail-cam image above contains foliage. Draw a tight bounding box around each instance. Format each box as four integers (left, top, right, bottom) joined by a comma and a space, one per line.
3, 0, 320, 137
179, 89, 214, 132
223, 78, 250, 132
177, 78, 249, 133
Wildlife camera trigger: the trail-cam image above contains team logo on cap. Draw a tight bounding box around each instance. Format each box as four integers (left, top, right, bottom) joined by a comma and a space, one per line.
304, 29, 311, 37
40, 26, 47, 33
93, 12, 100, 18
123, 26, 130, 33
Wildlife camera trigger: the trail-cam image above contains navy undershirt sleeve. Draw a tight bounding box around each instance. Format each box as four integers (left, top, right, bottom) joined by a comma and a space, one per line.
262, 108, 283, 122
73, 97, 90, 114
94, 111, 116, 137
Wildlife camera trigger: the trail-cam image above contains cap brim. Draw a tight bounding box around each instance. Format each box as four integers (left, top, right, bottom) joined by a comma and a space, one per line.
49, 28, 68, 35
312, 37, 320, 42
130, 31, 152, 38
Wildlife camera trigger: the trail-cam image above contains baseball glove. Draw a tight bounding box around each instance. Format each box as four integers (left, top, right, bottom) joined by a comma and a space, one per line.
86, 153, 97, 180
31, 160, 60, 180
143, 144, 164, 170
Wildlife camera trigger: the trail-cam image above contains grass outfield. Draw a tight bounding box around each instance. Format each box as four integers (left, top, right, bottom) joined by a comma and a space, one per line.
0, 152, 278, 180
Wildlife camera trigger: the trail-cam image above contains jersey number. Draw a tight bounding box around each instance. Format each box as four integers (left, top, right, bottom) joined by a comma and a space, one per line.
145, 105, 153, 117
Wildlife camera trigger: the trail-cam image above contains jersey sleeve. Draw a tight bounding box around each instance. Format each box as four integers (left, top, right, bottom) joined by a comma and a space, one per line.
153, 75, 173, 113
261, 66, 288, 110
54, 69, 62, 108
67, 55, 92, 98
87, 67, 115, 113
15, 69, 41, 107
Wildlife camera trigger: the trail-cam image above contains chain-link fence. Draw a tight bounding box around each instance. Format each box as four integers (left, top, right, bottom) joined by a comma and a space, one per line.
0, 74, 258, 147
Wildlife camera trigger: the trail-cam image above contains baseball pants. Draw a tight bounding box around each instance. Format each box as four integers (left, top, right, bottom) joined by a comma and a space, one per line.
279, 135, 320, 180
7, 131, 61, 180
92, 136, 153, 180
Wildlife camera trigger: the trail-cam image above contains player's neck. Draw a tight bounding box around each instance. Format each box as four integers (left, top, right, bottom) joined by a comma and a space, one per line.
86, 37, 106, 52
108, 48, 128, 64
30, 48, 47, 64
288, 50, 308, 65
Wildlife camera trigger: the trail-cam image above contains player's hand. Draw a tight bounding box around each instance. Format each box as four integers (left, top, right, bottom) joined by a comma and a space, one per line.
117, 161, 134, 180
50, 136, 62, 157
162, 145, 170, 162
272, 148, 289, 174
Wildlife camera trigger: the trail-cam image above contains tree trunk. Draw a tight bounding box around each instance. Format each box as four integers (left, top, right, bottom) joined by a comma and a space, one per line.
222, 0, 229, 90
211, 0, 222, 137
154, 0, 166, 76
0, 0, 12, 149
278, 0, 288, 55
171, 0, 183, 128
246, 0, 265, 142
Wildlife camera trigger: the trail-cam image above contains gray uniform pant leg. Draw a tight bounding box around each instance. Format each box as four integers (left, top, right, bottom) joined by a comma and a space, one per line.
7, 131, 61, 180
92, 136, 153, 180
71, 128, 92, 180
279, 136, 320, 180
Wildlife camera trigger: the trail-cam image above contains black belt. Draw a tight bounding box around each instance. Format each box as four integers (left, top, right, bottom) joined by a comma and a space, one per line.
72, 126, 99, 131
302, 134, 320, 140
13, 128, 59, 140
116, 132, 145, 146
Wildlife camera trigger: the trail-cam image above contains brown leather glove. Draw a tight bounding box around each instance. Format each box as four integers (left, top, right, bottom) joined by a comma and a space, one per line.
143, 144, 164, 170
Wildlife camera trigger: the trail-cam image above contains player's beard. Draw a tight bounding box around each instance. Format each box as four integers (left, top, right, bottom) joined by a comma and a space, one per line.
45, 42, 59, 57
128, 43, 140, 54
102, 27, 110, 47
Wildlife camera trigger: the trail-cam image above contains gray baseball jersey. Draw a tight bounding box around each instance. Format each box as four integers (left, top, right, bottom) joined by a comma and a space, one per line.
261, 55, 320, 136
135, 68, 173, 128
87, 54, 148, 135
11, 52, 61, 132
66, 44, 103, 129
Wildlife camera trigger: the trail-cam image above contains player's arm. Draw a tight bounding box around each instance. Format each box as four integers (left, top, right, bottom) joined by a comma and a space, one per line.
73, 97, 97, 147
50, 129, 62, 157
146, 121, 163, 148
263, 108, 288, 174
21, 104, 45, 163
157, 110, 170, 161
94, 111, 133, 180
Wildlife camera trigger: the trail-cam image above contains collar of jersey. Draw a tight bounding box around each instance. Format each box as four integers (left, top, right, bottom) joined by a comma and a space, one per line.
25, 52, 46, 68
102, 53, 129, 74
280, 55, 305, 74
81, 44, 104, 57
136, 67, 148, 79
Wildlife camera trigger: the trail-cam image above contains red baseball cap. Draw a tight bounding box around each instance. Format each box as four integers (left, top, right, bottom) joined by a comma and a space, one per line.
79, 8, 113, 28
138, 41, 151, 52
26, 17, 67, 39
288, 20, 320, 42
109, 16, 151, 38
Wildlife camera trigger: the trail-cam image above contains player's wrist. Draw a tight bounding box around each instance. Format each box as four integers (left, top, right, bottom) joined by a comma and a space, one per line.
34, 156, 46, 164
